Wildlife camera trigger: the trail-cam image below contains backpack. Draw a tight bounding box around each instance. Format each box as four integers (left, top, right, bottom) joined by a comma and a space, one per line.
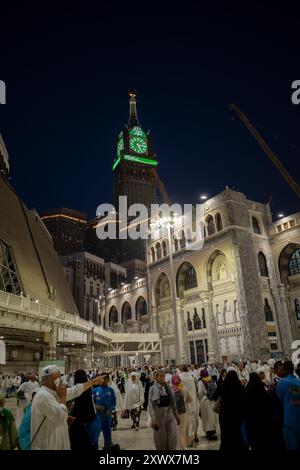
174, 390, 186, 414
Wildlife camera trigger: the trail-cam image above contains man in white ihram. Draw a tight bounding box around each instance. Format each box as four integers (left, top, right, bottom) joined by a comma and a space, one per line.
31, 365, 101, 450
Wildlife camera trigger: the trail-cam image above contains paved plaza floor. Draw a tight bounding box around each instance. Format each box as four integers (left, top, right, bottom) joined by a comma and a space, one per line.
6, 397, 220, 450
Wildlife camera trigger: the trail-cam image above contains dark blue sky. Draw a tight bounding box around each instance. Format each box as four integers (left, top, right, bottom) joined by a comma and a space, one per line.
0, 5, 299, 219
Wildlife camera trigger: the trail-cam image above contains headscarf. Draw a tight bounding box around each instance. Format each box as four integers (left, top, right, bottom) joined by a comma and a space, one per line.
200, 369, 211, 391
171, 374, 182, 393
72, 369, 95, 423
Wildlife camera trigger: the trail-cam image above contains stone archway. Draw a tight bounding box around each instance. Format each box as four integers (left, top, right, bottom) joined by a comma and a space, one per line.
136, 296, 147, 321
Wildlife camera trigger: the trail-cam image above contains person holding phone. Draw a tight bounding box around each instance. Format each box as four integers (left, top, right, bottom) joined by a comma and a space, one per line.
31, 365, 101, 450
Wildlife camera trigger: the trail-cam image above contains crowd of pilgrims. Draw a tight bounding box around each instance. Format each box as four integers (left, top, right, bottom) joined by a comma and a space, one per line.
0, 358, 300, 451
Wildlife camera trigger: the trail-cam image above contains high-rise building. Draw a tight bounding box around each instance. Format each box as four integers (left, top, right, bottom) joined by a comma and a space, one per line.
112, 91, 158, 262
41, 208, 87, 255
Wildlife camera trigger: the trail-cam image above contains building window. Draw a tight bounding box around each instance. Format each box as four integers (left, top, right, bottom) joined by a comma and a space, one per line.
201, 308, 206, 328
173, 237, 179, 252
187, 312, 193, 331
109, 306, 118, 329
295, 299, 300, 321
283, 222, 288, 230
264, 298, 274, 322
270, 343, 278, 350
193, 308, 202, 330
0, 240, 23, 295
252, 216, 261, 234
136, 296, 147, 319
162, 241, 167, 257
268, 332, 277, 337
179, 230, 186, 249
258, 252, 269, 277
215, 213, 223, 231
289, 249, 300, 276
189, 341, 196, 364
206, 215, 215, 236
121, 301, 132, 323
290, 220, 295, 228
277, 226, 282, 233
155, 242, 162, 260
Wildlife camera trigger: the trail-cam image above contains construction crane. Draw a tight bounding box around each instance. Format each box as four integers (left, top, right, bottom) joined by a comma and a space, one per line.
151, 167, 172, 206
229, 103, 300, 199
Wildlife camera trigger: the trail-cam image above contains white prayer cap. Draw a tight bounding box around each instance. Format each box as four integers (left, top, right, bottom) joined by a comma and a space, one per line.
227, 366, 236, 372
41, 365, 60, 378
130, 371, 138, 377
256, 367, 265, 374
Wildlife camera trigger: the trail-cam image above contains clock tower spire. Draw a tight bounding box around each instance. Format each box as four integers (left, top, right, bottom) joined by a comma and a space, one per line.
128, 89, 139, 128
112, 91, 159, 262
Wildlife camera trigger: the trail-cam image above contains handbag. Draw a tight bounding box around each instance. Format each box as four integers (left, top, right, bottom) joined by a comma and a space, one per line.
121, 409, 130, 419
212, 396, 222, 414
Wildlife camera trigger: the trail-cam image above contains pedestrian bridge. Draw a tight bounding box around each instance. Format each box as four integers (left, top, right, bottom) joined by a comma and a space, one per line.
0, 291, 161, 368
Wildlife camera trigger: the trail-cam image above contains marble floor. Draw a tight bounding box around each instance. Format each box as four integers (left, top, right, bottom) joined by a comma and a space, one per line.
6, 397, 220, 450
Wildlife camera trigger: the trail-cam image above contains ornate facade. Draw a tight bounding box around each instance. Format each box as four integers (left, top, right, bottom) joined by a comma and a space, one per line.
147, 188, 300, 365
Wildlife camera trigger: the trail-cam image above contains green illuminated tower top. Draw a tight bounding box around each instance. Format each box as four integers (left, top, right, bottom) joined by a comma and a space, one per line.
112, 90, 158, 262
112, 90, 158, 172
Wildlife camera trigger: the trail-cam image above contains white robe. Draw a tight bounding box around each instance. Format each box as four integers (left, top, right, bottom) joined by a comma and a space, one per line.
179, 372, 199, 437
123, 380, 144, 410
197, 381, 216, 433
31, 383, 84, 450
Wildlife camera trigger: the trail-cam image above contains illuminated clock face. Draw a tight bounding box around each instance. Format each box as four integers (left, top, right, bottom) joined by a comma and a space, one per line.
130, 136, 147, 154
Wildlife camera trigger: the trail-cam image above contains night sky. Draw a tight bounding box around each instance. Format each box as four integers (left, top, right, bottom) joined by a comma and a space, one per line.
0, 5, 299, 220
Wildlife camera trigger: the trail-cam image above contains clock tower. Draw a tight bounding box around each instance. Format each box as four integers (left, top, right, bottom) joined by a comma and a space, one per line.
113, 90, 158, 211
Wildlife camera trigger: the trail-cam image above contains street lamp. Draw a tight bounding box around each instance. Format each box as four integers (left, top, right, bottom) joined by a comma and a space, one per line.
156, 213, 185, 365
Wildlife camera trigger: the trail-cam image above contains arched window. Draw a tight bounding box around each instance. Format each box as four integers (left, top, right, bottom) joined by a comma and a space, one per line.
252, 216, 261, 234
176, 262, 198, 298
155, 242, 162, 260
121, 302, 132, 323
186, 228, 194, 245
187, 312, 193, 331
206, 215, 215, 236
136, 296, 147, 320
109, 306, 118, 329
193, 308, 202, 330
264, 298, 274, 322
215, 213, 223, 231
289, 249, 300, 276
258, 252, 269, 277
179, 230, 186, 249
151, 247, 155, 263
162, 240, 167, 257
174, 237, 179, 252
295, 299, 300, 320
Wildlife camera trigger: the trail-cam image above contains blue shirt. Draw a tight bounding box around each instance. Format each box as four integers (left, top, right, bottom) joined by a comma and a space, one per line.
92, 386, 116, 413
19, 403, 32, 450
277, 374, 300, 430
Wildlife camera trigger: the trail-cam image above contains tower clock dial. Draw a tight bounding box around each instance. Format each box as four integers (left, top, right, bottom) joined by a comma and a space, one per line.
130, 136, 147, 154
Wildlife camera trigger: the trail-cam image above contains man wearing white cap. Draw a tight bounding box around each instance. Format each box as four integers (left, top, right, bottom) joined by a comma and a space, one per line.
31, 365, 101, 450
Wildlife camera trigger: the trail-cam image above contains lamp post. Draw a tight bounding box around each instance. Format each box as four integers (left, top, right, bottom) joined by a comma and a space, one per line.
158, 214, 185, 365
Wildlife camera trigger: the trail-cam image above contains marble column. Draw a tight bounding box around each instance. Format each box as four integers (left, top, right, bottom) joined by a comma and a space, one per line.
202, 296, 218, 363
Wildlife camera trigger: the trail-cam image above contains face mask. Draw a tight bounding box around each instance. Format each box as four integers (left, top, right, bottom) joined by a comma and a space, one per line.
54, 377, 61, 388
